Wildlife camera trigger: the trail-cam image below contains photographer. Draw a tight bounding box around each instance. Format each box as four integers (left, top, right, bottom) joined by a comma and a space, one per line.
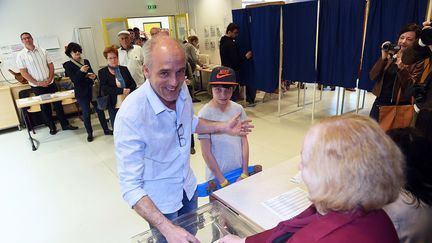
369, 23, 425, 121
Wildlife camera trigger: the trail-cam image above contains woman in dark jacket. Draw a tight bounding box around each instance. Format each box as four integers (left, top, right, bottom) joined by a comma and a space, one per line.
369, 23, 424, 121
63, 42, 112, 142
98, 46, 136, 127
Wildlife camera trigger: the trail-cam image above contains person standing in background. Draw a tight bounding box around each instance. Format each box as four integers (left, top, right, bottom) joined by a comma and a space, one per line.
63, 42, 112, 142
98, 46, 136, 127
17, 32, 78, 135
219, 23, 255, 107
117, 30, 145, 87
369, 23, 424, 121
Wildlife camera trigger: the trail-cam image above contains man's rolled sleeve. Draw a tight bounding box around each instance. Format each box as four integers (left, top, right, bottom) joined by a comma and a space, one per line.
44, 49, 53, 64
114, 115, 147, 208
16, 54, 26, 69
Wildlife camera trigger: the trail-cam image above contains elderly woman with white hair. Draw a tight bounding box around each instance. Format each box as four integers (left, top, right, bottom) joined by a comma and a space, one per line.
220, 114, 403, 243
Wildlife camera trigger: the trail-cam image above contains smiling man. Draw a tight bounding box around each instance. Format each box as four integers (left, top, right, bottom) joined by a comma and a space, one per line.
114, 36, 253, 243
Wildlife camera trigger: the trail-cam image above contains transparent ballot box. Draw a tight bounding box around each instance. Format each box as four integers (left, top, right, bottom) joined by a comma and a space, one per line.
131, 200, 260, 243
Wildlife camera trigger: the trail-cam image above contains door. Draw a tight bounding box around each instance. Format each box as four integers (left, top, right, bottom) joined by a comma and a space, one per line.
174, 13, 189, 41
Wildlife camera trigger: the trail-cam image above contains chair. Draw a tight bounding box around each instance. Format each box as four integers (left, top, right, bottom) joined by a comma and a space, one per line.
18, 89, 42, 134
61, 98, 82, 121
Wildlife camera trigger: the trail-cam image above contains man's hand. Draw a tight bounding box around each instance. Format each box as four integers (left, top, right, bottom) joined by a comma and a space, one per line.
245, 51, 252, 60
39, 79, 50, 87
224, 113, 253, 136
219, 234, 246, 243
158, 221, 200, 243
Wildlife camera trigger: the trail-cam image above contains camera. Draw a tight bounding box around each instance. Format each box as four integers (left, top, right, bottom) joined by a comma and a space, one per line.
382, 42, 401, 52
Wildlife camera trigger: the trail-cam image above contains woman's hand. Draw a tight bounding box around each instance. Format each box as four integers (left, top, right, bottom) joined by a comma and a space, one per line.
381, 41, 391, 60
395, 52, 407, 69
219, 234, 246, 243
86, 73, 96, 80
123, 88, 131, 96
80, 65, 89, 72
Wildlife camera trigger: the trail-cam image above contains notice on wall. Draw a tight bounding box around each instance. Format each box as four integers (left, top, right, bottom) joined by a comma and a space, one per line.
210, 26, 216, 37
0, 44, 24, 72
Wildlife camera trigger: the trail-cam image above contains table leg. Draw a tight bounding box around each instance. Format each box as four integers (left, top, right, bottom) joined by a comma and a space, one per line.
194, 71, 206, 95
21, 109, 38, 151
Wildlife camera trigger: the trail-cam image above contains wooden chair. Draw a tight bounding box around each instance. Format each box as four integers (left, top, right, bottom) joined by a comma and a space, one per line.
61, 98, 82, 121
18, 89, 42, 134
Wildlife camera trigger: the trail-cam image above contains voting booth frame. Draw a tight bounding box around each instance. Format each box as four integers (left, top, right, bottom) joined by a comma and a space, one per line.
237, 0, 432, 119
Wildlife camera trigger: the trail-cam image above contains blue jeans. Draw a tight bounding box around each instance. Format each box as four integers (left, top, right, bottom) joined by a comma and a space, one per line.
107, 106, 118, 129
77, 97, 109, 135
163, 190, 198, 220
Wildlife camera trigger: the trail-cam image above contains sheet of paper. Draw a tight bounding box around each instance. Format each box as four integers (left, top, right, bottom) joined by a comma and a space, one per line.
262, 187, 311, 220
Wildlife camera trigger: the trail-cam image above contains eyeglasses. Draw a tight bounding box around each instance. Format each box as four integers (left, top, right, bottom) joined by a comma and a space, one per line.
176, 123, 186, 147
213, 87, 234, 93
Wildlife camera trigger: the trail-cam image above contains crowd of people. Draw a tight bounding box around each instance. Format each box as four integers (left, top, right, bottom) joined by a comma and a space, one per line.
16, 21, 432, 243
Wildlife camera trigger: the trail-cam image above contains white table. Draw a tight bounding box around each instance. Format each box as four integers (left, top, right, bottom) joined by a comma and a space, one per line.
213, 155, 308, 231
15, 90, 75, 151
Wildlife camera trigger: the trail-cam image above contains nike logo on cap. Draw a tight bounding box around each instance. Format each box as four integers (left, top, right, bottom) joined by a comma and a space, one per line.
216, 73, 232, 79
216, 69, 232, 79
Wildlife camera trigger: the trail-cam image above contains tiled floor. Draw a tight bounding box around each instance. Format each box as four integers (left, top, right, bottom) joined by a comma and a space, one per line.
0, 85, 373, 243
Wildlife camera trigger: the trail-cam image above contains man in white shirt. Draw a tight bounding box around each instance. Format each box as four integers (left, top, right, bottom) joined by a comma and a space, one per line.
114, 35, 253, 243
117, 30, 145, 87
16, 32, 77, 135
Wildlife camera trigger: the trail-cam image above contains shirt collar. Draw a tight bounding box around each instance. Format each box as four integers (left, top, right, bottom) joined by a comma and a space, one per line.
120, 44, 134, 51
25, 46, 38, 52
143, 80, 187, 115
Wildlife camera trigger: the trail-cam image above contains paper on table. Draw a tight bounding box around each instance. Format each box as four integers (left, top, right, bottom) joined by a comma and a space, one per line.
54, 90, 74, 97
262, 187, 311, 220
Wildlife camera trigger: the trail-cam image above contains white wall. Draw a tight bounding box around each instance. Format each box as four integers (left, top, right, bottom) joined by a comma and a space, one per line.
188, 0, 242, 64
0, 0, 187, 81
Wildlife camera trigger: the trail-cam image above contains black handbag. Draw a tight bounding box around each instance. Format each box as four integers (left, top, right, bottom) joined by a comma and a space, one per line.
96, 95, 108, 110
96, 81, 109, 110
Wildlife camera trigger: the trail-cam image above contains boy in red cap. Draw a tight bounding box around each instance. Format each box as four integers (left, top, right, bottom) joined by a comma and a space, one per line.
198, 66, 250, 187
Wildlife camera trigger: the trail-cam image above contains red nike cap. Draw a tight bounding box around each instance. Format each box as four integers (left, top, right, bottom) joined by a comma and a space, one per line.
208, 66, 238, 85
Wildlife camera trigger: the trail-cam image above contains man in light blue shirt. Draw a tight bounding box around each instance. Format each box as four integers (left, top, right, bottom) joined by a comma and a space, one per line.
114, 36, 252, 243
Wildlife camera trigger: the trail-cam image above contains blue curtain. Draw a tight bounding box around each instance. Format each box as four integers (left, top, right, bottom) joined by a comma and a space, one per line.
232, 6, 281, 93
317, 0, 366, 88
232, 8, 253, 86
248, 6, 281, 93
282, 1, 318, 83
359, 0, 428, 91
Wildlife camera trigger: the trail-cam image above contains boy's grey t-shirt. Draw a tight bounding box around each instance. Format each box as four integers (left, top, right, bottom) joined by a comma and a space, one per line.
198, 101, 247, 180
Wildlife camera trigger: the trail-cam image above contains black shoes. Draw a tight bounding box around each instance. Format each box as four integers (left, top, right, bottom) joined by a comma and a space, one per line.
87, 135, 94, 142
190, 147, 196, 154
49, 127, 57, 135
246, 102, 256, 107
104, 129, 113, 135
63, 125, 78, 131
